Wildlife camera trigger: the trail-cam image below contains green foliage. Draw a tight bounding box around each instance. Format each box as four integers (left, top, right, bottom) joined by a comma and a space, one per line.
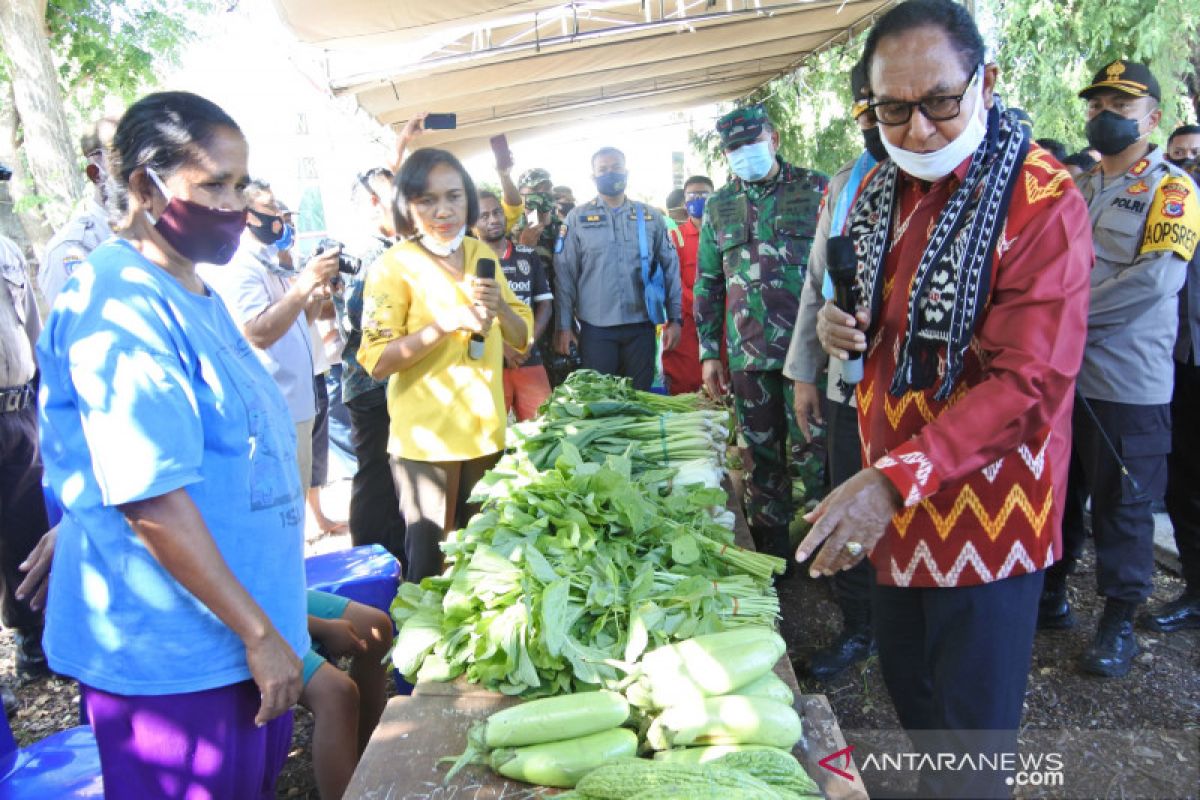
691, 0, 1198, 171
13, 194, 52, 215
44, 0, 202, 114
990, 0, 1200, 150
691, 34, 869, 178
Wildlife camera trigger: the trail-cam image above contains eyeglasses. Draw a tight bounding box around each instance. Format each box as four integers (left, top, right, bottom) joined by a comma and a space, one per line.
869, 65, 983, 127
355, 167, 392, 198
684, 191, 710, 200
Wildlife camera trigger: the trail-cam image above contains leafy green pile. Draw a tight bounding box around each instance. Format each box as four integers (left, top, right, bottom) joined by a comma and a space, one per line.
511, 371, 732, 485
390, 445, 784, 697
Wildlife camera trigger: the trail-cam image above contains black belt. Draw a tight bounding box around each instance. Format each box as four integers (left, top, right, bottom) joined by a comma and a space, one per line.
0, 383, 34, 413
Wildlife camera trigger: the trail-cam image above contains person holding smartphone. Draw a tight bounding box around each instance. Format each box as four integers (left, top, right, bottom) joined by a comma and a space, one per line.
357, 149, 531, 583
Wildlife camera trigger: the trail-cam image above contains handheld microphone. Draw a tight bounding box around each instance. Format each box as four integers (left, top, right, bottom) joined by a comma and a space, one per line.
468, 258, 496, 360
825, 236, 863, 384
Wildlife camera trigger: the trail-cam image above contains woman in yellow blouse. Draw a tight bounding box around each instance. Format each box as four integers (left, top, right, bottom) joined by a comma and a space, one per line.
358, 149, 531, 581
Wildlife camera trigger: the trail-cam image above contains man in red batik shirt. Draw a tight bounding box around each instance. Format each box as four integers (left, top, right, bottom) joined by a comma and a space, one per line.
797, 2, 1093, 797
661, 175, 712, 394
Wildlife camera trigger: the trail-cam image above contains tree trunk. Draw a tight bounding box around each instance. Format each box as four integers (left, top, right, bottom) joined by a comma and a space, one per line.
0, 81, 54, 259
0, 0, 84, 231
1189, 39, 1200, 122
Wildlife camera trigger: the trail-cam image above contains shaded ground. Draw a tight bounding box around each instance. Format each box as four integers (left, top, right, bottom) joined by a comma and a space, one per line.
0, 481, 357, 800
777, 542, 1200, 799
4, 475, 1196, 799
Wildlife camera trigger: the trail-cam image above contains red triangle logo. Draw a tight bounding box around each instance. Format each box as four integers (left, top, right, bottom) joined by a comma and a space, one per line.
818, 745, 857, 781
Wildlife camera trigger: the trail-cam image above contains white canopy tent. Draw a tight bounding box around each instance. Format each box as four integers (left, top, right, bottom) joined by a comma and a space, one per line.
269, 0, 898, 155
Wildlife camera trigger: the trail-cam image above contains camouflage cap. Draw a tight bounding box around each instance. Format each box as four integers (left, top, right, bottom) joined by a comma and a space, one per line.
716, 104, 770, 149
518, 167, 553, 189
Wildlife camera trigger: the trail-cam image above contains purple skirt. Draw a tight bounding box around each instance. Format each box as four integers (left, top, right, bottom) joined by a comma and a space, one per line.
81, 680, 292, 800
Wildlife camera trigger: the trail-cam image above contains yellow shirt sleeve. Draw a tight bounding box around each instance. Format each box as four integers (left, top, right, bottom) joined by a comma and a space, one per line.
502, 198, 525, 234
356, 250, 411, 380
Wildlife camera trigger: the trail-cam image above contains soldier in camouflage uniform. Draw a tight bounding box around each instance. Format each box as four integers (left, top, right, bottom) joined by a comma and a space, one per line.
513, 168, 565, 271
514, 168, 571, 384
695, 104, 828, 570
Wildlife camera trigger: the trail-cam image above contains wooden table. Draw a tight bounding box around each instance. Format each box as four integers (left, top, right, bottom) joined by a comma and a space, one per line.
345, 480, 868, 799
345, 683, 865, 799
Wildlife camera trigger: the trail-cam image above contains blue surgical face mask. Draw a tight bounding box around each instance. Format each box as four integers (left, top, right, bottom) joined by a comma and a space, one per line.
685, 197, 707, 219
594, 171, 627, 197
727, 139, 776, 182
274, 223, 295, 252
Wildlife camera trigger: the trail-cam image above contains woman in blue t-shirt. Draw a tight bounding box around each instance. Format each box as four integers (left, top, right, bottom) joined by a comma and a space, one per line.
36, 91, 309, 799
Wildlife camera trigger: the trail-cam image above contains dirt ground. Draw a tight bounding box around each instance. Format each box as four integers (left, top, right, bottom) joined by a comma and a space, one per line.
777, 543, 1200, 799
3, 480, 1196, 799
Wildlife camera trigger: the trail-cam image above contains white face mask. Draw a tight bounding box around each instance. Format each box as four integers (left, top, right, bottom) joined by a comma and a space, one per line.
882, 71, 988, 182
420, 226, 466, 257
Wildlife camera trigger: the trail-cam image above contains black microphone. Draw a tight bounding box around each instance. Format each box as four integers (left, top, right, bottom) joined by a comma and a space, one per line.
825, 235, 863, 384
468, 258, 496, 360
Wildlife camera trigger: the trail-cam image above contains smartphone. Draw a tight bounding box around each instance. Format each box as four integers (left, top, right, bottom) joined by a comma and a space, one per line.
424, 113, 457, 130
490, 134, 513, 170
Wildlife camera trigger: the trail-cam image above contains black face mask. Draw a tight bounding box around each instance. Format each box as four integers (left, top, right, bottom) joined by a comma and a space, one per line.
862, 126, 889, 162
1166, 155, 1197, 170
1085, 110, 1143, 156
246, 209, 284, 244
556, 201, 575, 216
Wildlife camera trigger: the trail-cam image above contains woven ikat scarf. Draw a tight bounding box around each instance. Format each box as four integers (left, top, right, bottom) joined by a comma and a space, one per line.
848, 104, 1030, 401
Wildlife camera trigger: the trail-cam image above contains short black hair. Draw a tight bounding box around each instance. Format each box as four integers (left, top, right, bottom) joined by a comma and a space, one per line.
352, 166, 393, 201
1062, 151, 1098, 171
1036, 138, 1069, 163
243, 178, 273, 205
1169, 124, 1200, 144
80, 115, 119, 156
478, 189, 500, 205
391, 148, 479, 239
863, 0, 985, 77
591, 146, 626, 170
683, 175, 714, 191
665, 188, 685, 209
108, 91, 242, 224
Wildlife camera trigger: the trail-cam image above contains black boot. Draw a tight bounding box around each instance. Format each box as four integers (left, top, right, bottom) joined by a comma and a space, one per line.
750, 525, 795, 581
809, 596, 875, 681
14, 628, 50, 681
1036, 568, 1075, 633
1140, 590, 1200, 632
1079, 599, 1140, 678
1037, 583, 1076, 629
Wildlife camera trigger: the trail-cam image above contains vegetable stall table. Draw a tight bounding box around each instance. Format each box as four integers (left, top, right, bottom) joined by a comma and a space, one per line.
344, 494, 867, 800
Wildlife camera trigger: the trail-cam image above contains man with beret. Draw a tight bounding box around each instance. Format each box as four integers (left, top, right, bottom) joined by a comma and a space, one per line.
695, 104, 828, 569
785, 61, 887, 677
1039, 60, 1199, 676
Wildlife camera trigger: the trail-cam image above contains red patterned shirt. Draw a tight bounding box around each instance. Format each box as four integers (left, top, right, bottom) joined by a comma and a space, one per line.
859, 147, 1093, 588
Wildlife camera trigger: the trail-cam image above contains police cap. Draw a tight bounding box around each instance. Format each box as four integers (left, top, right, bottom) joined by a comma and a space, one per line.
1079, 59, 1160, 102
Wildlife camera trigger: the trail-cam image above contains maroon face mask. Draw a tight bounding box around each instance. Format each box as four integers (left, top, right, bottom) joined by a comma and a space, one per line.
146, 168, 246, 265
